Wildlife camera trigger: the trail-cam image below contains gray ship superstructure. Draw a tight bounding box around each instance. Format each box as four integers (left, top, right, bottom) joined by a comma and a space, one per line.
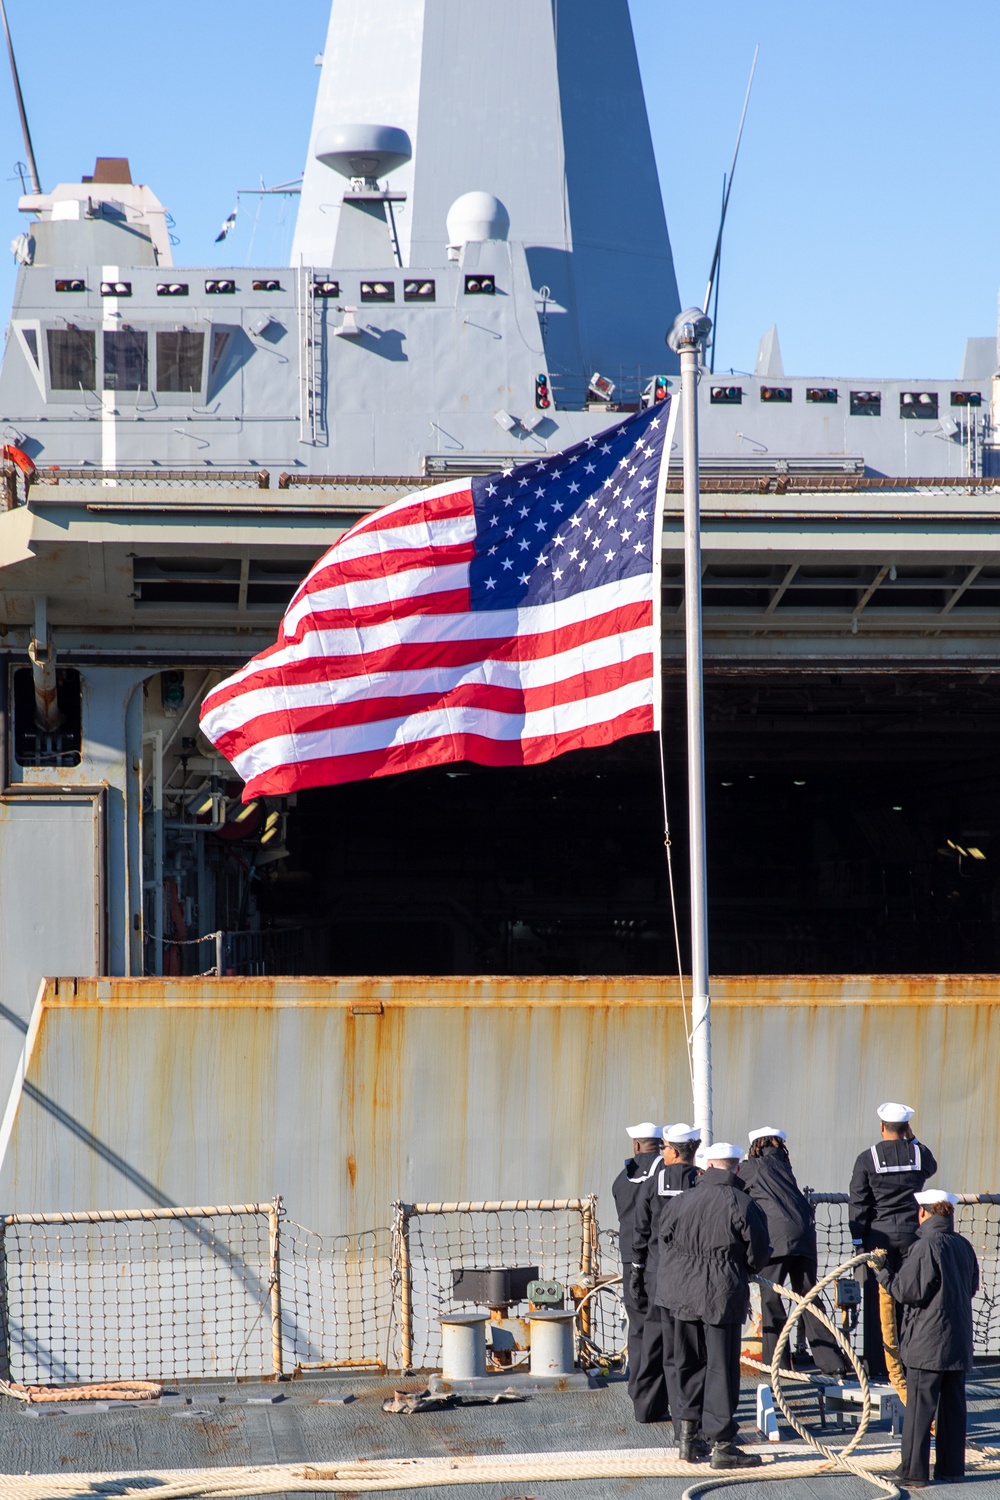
0, 0, 1000, 1229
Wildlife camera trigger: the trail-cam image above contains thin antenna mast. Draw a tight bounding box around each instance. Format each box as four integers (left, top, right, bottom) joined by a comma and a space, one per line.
0, 0, 40, 195
702, 44, 758, 321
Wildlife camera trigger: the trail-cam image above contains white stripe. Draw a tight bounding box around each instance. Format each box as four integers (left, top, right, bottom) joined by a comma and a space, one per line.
200, 622, 653, 740
283, 560, 472, 635
206, 573, 654, 703
305, 510, 476, 574
230, 676, 654, 781
338, 477, 470, 543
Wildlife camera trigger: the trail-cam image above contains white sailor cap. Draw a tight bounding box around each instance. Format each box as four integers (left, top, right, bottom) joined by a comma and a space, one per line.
626, 1121, 664, 1140
915, 1189, 958, 1207
877, 1102, 915, 1124
748, 1126, 787, 1143
663, 1121, 701, 1144
694, 1144, 709, 1170
704, 1141, 742, 1161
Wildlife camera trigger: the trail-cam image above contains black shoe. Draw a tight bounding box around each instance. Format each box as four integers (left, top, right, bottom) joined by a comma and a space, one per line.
679, 1419, 709, 1463
889, 1469, 929, 1490
710, 1442, 763, 1470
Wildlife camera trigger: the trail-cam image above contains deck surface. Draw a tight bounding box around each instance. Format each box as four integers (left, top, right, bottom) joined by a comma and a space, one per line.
4, 1371, 1000, 1499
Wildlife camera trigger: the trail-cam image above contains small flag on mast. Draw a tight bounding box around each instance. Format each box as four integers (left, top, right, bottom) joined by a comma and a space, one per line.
199, 402, 675, 797
214, 205, 238, 243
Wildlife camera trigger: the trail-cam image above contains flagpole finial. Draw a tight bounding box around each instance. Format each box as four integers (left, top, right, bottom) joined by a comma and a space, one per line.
666, 307, 712, 354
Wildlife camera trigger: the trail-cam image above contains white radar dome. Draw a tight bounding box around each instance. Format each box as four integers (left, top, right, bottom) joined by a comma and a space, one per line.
315, 124, 412, 181
446, 191, 510, 246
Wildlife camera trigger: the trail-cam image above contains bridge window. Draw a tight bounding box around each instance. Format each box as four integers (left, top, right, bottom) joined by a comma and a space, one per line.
710, 385, 742, 404
156, 331, 204, 393
361, 280, 395, 303
46, 327, 96, 391
103, 329, 148, 391
850, 391, 881, 416
900, 392, 938, 419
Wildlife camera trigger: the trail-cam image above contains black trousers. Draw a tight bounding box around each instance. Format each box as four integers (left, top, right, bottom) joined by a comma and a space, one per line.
759, 1256, 845, 1376
632, 1301, 671, 1424
676, 1318, 741, 1444
900, 1366, 967, 1483
623, 1287, 647, 1401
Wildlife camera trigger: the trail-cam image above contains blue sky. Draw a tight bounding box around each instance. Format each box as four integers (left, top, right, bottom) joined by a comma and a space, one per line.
0, 1, 996, 379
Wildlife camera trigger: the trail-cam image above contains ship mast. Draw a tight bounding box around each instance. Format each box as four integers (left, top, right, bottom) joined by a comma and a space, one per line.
0, 0, 40, 194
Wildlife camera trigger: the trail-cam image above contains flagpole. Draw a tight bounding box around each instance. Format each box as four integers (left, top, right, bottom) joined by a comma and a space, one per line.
667, 307, 713, 1145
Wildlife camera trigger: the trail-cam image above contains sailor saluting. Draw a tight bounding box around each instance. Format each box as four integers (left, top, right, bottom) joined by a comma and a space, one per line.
849, 1101, 938, 1385
612, 1121, 664, 1407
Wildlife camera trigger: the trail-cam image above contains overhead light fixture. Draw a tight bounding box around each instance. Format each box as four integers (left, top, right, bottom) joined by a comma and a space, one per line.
55, 278, 85, 293
721, 781, 733, 787
234, 799, 260, 823
312, 279, 341, 298
464, 274, 495, 296
252, 278, 281, 293
100, 280, 131, 297
793, 779, 806, 786
403, 279, 435, 302
206, 278, 236, 294
157, 282, 189, 297
892, 805, 903, 812
968, 847, 987, 860
261, 810, 284, 845
188, 776, 221, 817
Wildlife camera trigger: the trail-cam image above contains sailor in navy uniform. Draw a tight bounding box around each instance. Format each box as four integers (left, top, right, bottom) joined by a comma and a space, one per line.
849, 1102, 937, 1381
612, 1120, 664, 1403
629, 1122, 701, 1426
877, 1190, 979, 1489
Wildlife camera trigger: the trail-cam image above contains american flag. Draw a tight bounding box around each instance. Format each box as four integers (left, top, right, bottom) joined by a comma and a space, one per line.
199, 401, 674, 797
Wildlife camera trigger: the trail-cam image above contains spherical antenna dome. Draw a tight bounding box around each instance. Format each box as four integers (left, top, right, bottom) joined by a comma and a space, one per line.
446, 191, 510, 246
315, 124, 412, 181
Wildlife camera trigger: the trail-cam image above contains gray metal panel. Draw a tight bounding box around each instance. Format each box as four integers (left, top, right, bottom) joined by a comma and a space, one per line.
2, 975, 998, 1228
0, 791, 103, 1087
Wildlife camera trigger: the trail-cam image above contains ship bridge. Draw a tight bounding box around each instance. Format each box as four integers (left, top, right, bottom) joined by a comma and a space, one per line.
1, 470, 999, 1055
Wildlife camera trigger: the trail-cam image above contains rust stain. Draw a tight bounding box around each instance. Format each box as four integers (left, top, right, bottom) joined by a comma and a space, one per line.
37, 972, 1000, 1013
346, 1154, 357, 1188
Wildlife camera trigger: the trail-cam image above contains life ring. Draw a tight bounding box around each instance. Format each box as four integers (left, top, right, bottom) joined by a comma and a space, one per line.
2, 444, 35, 477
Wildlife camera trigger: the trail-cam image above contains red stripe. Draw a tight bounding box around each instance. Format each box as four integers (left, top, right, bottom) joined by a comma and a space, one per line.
240, 706, 655, 797
339, 485, 472, 542
295, 540, 475, 592
208, 654, 653, 766
203, 601, 652, 712
275, 587, 472, 645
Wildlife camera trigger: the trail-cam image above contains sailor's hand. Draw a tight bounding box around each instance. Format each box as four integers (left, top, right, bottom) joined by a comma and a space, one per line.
628, 1265, 648, 1313
867, 1248, 888, 1270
